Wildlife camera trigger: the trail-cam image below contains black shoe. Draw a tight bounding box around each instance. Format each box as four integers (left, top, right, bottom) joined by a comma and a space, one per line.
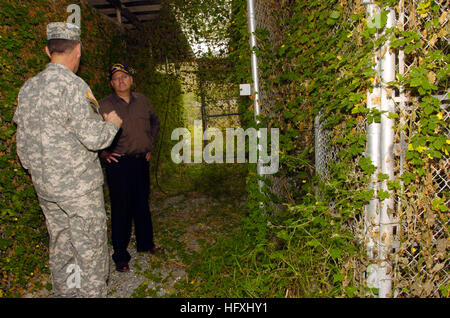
115, 261, 129, 272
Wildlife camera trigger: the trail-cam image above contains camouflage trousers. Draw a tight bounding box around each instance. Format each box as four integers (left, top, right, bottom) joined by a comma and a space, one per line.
38, 187, 109, 298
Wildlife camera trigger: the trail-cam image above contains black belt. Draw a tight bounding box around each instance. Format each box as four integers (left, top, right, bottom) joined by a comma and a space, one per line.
122, 153, 146, 159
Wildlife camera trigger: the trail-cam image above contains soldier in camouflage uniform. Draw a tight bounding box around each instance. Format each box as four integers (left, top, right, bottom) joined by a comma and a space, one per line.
13, 22, 122, 297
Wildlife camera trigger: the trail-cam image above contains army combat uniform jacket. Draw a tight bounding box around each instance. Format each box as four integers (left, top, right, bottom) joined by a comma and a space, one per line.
14, 62, 119, 202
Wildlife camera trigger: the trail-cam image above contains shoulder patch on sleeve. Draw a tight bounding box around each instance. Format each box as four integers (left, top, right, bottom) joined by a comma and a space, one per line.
87, 90, 99, 105
87, 89, 100, 113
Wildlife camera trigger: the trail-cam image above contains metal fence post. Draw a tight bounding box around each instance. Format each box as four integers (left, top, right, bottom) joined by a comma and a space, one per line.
362, 1, 382, 292
247, 0, 264, 194
378, 7, 396, 298
362, 1, 399, 298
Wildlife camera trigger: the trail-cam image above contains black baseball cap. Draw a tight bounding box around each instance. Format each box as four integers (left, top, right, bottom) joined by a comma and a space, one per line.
109, 63, 130, 79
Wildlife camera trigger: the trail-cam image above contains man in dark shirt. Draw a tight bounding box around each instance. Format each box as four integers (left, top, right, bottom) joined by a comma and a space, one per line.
99, 63, 163, 272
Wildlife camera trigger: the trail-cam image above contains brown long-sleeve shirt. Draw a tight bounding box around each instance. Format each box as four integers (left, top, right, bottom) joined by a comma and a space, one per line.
99, 92, 160, 155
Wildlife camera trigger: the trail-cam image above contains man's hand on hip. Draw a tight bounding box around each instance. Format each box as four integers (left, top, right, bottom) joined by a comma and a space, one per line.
100, 151, 122, 163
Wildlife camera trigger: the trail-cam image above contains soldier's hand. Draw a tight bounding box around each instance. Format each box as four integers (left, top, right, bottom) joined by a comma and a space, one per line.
104, 111, 123, 128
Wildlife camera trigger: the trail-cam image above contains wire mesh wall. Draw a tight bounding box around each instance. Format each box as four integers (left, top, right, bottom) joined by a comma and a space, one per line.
394, 94, 449, 297
196, 59, 241, 129
252, 0, 297, 204
392, 0, 449, 297
314, 111, 338, 181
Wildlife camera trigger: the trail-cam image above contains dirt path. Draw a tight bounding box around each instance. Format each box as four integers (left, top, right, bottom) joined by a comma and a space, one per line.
106, 190, 246, 298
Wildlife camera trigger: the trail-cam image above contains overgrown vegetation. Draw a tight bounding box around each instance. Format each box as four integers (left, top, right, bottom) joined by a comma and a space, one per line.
0, 0, 447, 298
176, 0, 449, 298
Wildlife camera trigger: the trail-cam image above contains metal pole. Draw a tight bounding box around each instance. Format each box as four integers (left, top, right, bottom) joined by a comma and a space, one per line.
362, 1, 398, 298
362, 0, 382, 294
394, 0, 407, 298
379, 7, 396, 298
247, 0, 264, 193
247, 0, 261, 123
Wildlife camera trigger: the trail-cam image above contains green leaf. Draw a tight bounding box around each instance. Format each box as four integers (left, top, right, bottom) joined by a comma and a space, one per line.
346, 287, 358, 297
359, 157, 377, 175
330, 248, 342, 259
329, 11, 340, 19
276, 230, 290, 241
0, 239, 13, 250
387, 180, 401, 190
333, 272, 344, 282
424, 104, 434, 115
378, 190, 390, 201
308, 240, 321, 248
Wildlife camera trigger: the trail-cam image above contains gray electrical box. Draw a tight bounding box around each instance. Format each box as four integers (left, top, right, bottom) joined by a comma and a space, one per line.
240, 84, 251, 96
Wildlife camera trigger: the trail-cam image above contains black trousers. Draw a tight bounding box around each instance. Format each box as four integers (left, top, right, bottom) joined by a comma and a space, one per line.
105, 155, 155, 264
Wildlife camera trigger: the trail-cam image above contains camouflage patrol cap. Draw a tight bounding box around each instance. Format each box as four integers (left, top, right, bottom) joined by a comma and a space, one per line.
46, 22, 81, 41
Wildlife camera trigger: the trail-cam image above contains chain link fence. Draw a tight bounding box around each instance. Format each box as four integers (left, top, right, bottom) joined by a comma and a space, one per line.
393, 92, 449, 297
391, 0, 449, 297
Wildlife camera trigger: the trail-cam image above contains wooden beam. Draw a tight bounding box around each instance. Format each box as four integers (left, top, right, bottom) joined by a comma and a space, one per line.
92, 4, 115, 9
122, 0, 162, 7
105, 0, 141, 27
116, 7, 121, 24
127, 5, 161, 13
92, 1, 162, 10
133, 11, 160, 16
